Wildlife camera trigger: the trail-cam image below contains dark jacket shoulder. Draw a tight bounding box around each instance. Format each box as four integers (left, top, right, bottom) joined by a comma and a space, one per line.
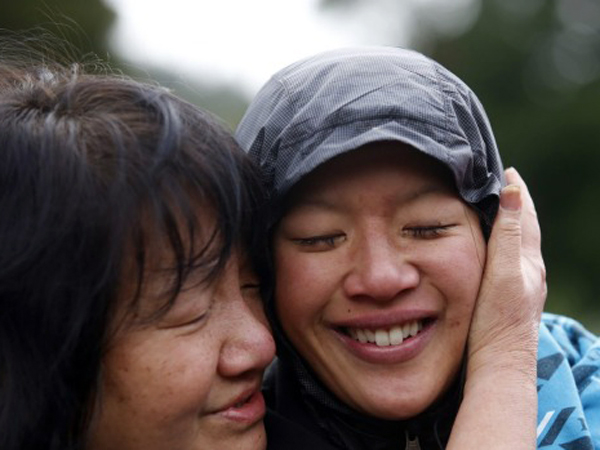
264, 359, 338, 450
265, 409, 337, 450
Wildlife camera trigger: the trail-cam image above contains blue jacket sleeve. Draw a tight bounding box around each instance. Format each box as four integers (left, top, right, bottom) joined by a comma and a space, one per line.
537, 313, 600, 449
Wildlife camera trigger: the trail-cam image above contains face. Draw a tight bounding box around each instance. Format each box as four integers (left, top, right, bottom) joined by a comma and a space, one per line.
274, 142, 486, 419
88, 246, 275, 450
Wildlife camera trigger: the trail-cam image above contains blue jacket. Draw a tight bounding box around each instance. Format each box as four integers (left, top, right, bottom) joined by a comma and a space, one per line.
537, 313, 600, 449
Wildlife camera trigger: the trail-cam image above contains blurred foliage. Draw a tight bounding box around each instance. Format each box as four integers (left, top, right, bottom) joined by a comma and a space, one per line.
423, 0, 600, 333
123, 63, 249, 131
154, 76, 249, 132
321, 0, 600, 332
0, 0, 248, 130
0, 0, 115, 57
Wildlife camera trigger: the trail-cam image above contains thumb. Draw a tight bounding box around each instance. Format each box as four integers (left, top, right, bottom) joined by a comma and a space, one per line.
485, 183, 523, 276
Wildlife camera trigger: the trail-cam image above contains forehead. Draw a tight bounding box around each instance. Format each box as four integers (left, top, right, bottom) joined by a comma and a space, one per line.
114, 202, 222, 312
286, 142, 456, 207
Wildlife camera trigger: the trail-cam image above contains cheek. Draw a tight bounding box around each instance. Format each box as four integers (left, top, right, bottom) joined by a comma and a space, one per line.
101, 333, 216, 418
434, 238, 486, 322
273, 247, 335, 335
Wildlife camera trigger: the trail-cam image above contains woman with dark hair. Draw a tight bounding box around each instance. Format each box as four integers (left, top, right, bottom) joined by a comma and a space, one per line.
236, 47, 599, 450
0, 53, 275, 449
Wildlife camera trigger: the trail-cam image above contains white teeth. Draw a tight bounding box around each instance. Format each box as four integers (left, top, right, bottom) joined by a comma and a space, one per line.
356, 329, 367, 343
389, 326, 404, 345
402, 322, 411, 337
347, 320, 423, 347
410, 321, 419, 337
375, 329, 390, 346
365, 329, 376, 342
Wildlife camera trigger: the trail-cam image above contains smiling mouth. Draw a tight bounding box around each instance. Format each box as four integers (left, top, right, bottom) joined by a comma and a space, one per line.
342, 319, 427, 347
217, 389, 266, 424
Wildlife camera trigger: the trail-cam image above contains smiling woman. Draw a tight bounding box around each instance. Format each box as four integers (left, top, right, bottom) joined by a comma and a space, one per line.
0, 41, 274, 450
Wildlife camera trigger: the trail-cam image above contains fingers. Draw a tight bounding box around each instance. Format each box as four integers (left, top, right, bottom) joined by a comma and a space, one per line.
505, 168, 547, 303
467, 166, 547, 374
504, 168, 542, 253
489, 167, 547, 315
504, 168, 533, 213
485, 172, 524, 274
499, 184, 521, 211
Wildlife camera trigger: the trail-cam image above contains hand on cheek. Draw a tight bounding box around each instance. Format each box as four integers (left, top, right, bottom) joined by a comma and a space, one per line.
447, 168, 546, 450
467, 167, 547, 377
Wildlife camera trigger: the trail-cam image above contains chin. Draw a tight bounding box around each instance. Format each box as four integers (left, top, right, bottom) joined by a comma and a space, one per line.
226, 424, 268, 450
354, 390, 437, 421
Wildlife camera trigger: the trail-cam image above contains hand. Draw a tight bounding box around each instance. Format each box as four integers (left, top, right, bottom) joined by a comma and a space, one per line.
467, 167, 547, 377
447, 168, 546, 450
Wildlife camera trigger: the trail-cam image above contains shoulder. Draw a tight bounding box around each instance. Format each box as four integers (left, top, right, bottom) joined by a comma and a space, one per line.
539, 312, 599, 364
265, 409, 338, 450
262, 358, 340, 449
536, 313, 600, 449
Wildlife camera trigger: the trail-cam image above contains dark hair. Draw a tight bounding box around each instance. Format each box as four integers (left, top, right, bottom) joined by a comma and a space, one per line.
0, 52, 266, 449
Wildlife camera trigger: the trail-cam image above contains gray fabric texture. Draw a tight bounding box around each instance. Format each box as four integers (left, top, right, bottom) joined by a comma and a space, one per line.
236, 46, 505, 233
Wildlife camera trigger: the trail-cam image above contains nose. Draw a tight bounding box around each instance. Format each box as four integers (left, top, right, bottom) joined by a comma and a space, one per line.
218, 293, 276, 378
343, 233, 419, 301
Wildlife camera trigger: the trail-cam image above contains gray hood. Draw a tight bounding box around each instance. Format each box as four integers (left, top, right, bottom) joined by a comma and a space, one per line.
236, 46, 504, 233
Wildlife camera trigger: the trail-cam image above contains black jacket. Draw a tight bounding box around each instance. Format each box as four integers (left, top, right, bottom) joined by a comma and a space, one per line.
264, 355, 463, 450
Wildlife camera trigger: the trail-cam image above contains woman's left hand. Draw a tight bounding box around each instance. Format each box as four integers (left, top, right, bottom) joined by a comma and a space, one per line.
447, 168, 546, 450
467, 167, 547, 375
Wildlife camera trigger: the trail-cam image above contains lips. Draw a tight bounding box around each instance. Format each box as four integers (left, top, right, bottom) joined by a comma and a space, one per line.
331, 312, 436, 364
218, 387, 266, 424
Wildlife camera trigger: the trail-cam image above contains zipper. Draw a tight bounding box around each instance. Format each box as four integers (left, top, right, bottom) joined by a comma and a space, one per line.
404, 430, 421, 450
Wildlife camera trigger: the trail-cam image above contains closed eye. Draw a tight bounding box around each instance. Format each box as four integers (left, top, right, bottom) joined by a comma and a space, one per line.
241, 282, 262, 296
160, 307, 210, 330
176, 312, 209, 327
291, 233, 346, 251
404, 224, 455, 239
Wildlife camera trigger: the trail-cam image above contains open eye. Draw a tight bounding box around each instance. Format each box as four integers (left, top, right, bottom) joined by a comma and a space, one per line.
403, 224, 455, 239
291, 233, 346, 251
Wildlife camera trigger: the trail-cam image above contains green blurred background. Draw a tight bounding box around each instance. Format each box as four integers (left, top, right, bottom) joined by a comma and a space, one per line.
2, 0, 598, 331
